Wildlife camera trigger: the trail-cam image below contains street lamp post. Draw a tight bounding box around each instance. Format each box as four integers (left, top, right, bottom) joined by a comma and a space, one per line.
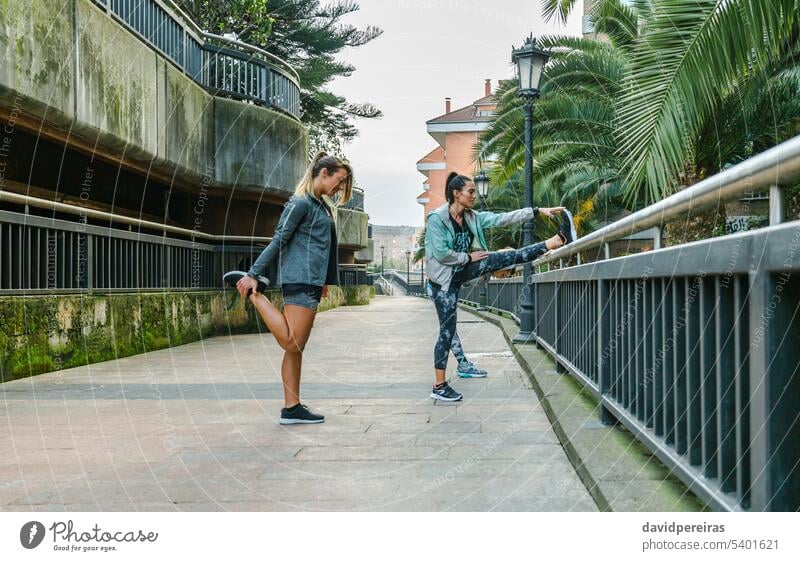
405, 250, 411, 285
380, 245, 385, 276
473, 169, 490, 311
511, 35, 550, 344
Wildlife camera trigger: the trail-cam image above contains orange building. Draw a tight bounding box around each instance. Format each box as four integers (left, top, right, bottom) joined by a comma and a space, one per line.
416, 80, 497, 219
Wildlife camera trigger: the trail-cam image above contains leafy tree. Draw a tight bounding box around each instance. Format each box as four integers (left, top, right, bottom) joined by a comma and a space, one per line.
177, 0, 383, 153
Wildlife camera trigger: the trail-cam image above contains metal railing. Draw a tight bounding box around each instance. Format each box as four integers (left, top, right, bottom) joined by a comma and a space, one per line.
0, 192, 375, 293
0, 192, 272, 293
378, 269, 426, 295
339, 264, 369, 286
342, 188, 365, 212
459, 135, 800, 512
92, 0, 301, 118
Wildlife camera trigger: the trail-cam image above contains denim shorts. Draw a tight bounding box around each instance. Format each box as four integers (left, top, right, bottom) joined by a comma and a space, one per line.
282, 284, 323, 311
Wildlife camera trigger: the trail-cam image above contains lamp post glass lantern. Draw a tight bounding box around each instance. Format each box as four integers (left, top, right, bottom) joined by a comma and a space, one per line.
512, 35, 550, 97
473, 169, 489, 202
512, 35, 550, 344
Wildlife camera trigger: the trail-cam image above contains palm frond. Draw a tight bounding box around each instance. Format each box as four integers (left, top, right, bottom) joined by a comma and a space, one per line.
540, 0, 580, 25
616, 0, 800, 205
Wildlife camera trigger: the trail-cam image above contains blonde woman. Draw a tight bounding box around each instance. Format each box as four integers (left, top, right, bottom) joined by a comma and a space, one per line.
224, 152, 353, 424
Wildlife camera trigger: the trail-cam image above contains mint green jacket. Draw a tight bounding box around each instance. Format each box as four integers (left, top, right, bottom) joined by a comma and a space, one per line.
424, 203, 539, 291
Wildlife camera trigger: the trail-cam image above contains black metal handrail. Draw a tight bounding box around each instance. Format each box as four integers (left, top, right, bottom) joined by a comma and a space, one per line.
91, 0, 301, 118
0, 210, 266, 292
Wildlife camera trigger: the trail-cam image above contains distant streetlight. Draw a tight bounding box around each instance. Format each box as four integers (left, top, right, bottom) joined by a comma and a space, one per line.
405, 250, 411, 285
380, 245, 385, 276
473, 169, 490, 205
511, 34, 550, 344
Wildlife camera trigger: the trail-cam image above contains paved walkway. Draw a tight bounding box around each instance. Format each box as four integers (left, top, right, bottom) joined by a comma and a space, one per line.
0, 296, 597, 511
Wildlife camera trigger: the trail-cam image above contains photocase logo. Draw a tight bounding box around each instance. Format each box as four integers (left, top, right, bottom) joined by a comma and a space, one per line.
20, 521, 46, 549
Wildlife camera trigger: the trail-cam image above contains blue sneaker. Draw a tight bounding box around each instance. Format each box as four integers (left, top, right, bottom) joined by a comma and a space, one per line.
457, 362, 488, 378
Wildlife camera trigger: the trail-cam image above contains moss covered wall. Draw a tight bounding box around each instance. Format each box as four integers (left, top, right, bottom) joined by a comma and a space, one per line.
0, 0, 74, 126
0, 286, 373, 383
163, 62, 213, 177
75, 0, 162, 161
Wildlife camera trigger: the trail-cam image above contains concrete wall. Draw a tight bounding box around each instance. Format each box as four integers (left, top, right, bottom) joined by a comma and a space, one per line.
0, 0, 74, 128
0, 0, 307, 198
0, 285, 373, 382
336, 207, 369, 250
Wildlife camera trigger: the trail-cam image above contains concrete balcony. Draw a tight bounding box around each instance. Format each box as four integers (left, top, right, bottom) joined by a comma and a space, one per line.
0, 0, 307, 200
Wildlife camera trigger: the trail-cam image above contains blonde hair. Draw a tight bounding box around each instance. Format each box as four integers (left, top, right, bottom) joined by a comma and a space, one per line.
293, 151, 354, 206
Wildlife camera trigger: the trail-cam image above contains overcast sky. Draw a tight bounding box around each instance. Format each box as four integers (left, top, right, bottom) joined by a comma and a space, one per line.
330, 0, 583, 226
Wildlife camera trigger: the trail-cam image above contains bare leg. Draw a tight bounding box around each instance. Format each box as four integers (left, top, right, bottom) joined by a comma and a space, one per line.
247, 293, 316, 407
248, 293, 303, 351
544, 233, 563, 250
279, 304, 316, 408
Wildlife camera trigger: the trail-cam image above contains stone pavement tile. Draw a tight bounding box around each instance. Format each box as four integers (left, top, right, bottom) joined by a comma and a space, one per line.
343, 405, 440, 417
295, 445, 449, 462
256, 460, 421, 480
414, 457, 574, 479
479, 420, 555, 433
9, 479, 162, 507
175, 446, 303, 464
447, 444, 566, 461
414, 430, 560, 447
171, 501, 272, 512
264, 431, 417, 448
365, 420, 479, 435
148, 461, 268, 482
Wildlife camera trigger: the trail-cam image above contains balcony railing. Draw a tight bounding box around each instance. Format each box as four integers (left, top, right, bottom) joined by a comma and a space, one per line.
458, 134, 800, 512
91, 0, 301, 118
342, 187, 365, 212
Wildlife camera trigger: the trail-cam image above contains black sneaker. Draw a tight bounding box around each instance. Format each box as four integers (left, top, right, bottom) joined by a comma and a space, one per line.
430, 381, 463, 402
280, 403, 325, 425
558, 209, 577, 245
223, 270, 270, 296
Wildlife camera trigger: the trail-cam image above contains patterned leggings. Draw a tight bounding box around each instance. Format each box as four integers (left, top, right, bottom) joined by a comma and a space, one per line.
429, 242, 547, 370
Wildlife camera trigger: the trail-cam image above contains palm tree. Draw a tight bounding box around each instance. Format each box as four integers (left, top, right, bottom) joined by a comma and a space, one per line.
544, 0, 800, 205
480, 0, 800, 223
